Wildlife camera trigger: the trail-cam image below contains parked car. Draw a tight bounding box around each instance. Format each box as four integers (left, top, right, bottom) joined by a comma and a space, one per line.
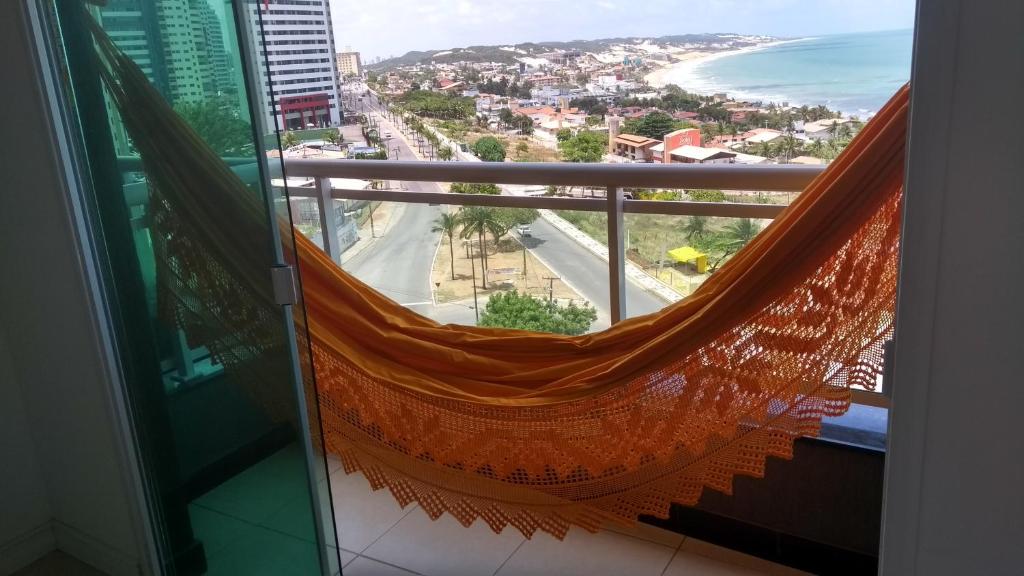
517, 225, 532, 237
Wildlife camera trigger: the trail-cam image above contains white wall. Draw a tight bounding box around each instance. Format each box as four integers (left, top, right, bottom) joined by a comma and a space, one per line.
0, 331, 54, 574
880, 0, 1024, 574
0, 3, 148, 575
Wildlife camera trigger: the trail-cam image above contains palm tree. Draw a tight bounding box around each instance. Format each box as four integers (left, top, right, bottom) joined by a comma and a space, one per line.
438, 145, 453, 161
681, 215, 709, 243
432, 212, 460, 280
719, 218, 762, 254
458, 207, 499, 286
281, 131, 299, 149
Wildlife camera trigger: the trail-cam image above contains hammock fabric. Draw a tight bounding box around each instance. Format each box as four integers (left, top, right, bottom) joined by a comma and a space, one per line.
87, 12, 907, 540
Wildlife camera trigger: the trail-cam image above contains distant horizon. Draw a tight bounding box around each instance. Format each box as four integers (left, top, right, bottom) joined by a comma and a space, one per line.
356, 27, 914, 65
329, 0, 915, 61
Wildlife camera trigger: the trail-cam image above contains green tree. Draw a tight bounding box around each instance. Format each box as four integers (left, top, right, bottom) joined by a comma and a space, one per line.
472, 136, 506, 162
559, 130, 606, 163
681, 215, 709, 242
459, 206, 500, 285
437, 145, 454, 161
172, 98, 251, 155
687, 189, 726, 202
718, 218, 762, 254
479, 291, 597, 335
450, 182, 501, 195
515, 141, 530, 160
432, 212, 460, 280
556, 128, 573, 142
281, 130, 300, 149
498, 108, 517, 129
324, 130, 342, 145
622, 111, 679, 141
513, 115, 534, 135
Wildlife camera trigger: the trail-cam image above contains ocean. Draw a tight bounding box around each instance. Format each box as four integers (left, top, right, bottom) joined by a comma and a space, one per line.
662, 29, 913, 117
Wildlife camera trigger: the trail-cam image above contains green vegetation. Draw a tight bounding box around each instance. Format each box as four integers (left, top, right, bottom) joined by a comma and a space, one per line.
449, 182, 500, 195
175, 99, 253, 156
280, 130, 300, 149
476, 77, 533, 98
354, 151, 388, 159
616, 85, 702, 113
479, 291, 597, 335
568, 96, 609, 117
558, 130, 607, 163
623, 111, 686, 141
398, 90, 475, 119
471, 136, 506, 162
686, 189, 726, 202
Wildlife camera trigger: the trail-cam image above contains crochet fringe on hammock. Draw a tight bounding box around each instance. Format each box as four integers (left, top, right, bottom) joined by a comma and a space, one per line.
88, 13, 907, 540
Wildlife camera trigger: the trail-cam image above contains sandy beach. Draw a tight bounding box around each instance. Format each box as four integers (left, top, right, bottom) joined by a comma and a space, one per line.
644, 39, 808, 94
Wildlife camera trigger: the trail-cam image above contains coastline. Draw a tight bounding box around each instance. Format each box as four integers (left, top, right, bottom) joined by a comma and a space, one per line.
644, 38, 812, 94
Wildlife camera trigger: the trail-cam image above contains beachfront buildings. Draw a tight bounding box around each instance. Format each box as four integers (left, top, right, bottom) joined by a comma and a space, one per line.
249, 0, 342, 131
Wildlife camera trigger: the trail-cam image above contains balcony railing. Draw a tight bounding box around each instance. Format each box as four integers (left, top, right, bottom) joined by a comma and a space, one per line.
284, 159, 822, 311
117, 155, 886, 407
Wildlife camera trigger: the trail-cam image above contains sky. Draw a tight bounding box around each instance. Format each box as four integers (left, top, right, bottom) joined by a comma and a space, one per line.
330, 0, 915, 61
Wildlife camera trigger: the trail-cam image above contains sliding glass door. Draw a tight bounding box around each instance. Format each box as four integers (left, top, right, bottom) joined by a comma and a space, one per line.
41, 0, 339, 573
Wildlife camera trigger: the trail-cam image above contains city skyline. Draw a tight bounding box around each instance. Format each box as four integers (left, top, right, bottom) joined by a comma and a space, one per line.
329, 0, 915, 61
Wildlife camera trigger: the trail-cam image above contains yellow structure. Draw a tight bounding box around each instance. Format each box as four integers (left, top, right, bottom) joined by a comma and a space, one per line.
668, 246, 708, 273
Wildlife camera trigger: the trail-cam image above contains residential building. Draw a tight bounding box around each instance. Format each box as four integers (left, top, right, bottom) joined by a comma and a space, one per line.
652, 128, 704, 163
653, 144, 737, 164
802, 118, 854, 140
248, 0, 342, 131
610, 134, 661, 162
337, 50, 362, 78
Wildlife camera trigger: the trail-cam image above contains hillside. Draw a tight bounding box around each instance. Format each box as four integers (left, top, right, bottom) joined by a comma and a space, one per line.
369, 33, 781, 70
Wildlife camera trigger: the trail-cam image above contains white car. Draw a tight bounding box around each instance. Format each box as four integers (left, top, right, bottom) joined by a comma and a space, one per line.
517, 225, 532, 237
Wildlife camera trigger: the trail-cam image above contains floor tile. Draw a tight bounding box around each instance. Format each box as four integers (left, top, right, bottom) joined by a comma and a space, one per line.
677, 538, 812, 576
343, 556, 419, 576
330, 468, 416, 553
363, 506, 524, 576
189, 504, 265, 558
341, 549, 358, 567
195, 444, 310, 525
203, 523, 320, 576
605, 521, 685, 548
259, 492, 320, 543
663, 548, 767, 576
496, 527, 676, 576
12, 551, 108, 576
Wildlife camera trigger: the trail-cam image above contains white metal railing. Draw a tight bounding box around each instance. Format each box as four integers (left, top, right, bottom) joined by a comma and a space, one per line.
282, 159, 822, 321
283, 160, 889, 408
118, 155, 887, 406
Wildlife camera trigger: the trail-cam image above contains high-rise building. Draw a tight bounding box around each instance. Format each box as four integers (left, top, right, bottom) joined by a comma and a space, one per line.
248, 0, 342, 132
336, 50, 362, 79
156, 0, 206, 104
191, 0, 235, 98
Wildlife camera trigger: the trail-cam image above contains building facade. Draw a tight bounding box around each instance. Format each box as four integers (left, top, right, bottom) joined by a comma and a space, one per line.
336, 50, 362, 78
250, 0, 342, 132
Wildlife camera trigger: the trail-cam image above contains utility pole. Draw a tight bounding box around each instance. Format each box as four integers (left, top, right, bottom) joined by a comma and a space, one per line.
543, 276, 559, 301
468, 242, 480, 322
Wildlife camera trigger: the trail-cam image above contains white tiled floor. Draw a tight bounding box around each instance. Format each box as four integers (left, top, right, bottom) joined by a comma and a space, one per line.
327, 456, 813, 576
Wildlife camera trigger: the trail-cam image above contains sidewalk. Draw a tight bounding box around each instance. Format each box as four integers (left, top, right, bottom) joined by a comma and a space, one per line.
339, 201, 406, 265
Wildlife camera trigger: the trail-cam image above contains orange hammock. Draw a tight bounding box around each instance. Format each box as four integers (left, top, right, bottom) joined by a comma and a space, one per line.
89, 14, 906, 539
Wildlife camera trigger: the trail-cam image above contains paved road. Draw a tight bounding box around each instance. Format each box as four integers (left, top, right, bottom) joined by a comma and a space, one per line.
349, 90, 668, 330
525, 219, 665, 330
341, 99, 442, 319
